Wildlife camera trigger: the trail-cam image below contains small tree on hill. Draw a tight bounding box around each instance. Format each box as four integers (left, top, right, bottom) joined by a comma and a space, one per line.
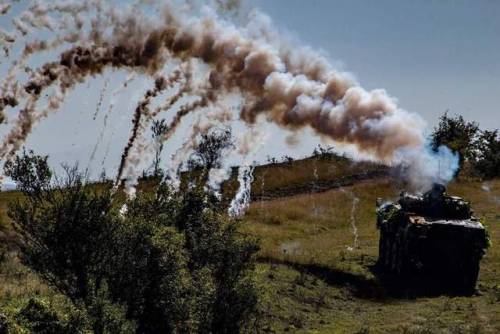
187, 127, 234, 183
4, 149, 51, 196
150, 119, 168, 178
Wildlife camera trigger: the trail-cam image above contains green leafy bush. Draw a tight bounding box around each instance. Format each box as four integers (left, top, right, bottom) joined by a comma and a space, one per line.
15, 298, 66, 334
0, 298, 88, 334
5, 150, 259, 333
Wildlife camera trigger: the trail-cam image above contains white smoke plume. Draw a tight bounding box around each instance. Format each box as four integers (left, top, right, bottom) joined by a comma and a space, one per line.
0, 0, 459, 198
224, 125, 267, 216
396, 143, 459, 192
228, 164, 255, 217
342, 189, 360, 251
100, 73, 138, 167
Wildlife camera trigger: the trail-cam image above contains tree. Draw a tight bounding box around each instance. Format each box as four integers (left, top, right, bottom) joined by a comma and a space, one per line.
3, 149, 51, 196
473, 129, 500, 179
187, 127, 234, 182
150, 119, 168, 177
431, 112, 479, 173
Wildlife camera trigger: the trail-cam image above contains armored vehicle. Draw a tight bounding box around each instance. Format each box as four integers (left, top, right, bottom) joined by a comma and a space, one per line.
376, 184, 489, 295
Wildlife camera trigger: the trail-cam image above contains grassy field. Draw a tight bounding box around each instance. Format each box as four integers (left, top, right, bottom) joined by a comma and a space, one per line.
243, 176, 500, 333
1, 156, 499, 333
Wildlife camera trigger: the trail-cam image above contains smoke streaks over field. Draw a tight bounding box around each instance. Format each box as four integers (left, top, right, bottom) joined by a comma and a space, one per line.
0, 0, 458, 205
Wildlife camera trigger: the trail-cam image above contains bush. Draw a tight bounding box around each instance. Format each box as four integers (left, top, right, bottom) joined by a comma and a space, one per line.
5, 150, 260, 333
0, 298, 88, 334
119, 184, 260, 333
186, 127, 234, 183
15, 298, 67, 334
85, 285, 136, 334
473, 129, 500, 179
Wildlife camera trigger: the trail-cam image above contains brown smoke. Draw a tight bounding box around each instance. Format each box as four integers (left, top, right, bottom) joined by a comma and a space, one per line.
0, 0, 439, 193
0, 3, 11, 16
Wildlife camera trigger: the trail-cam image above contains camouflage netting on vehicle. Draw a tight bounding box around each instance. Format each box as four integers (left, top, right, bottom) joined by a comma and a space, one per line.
376, 184, 489, 295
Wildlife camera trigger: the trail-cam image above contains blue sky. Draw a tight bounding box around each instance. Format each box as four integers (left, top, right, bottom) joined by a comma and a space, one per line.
0, 0, 499, 183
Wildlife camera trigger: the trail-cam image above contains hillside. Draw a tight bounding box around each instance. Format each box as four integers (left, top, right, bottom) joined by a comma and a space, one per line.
1, 155, 499, 333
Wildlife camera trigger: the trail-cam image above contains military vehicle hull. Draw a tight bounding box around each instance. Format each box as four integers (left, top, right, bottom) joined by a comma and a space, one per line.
376, 184, 488, 295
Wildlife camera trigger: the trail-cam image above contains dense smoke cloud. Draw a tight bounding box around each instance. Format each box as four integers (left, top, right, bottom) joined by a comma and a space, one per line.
0, 0, 458, 197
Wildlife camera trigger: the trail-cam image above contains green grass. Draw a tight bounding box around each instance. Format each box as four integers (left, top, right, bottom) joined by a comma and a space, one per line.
1, 156, 499, 333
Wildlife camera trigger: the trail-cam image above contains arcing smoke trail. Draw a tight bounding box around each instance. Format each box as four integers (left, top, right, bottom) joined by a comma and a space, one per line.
92, 78, 109, 120
114, 75, 173, 193
0, 0, 457, 196
88, 79, 112, 167
99, 73, 138, 167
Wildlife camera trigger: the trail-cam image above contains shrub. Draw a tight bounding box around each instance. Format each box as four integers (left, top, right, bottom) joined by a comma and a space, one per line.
15, 298, 66, 334
85, 285, 136, 334
0, 298, 88, 334
5, 150, 260, 333
6, 163, 121, 305
121, 184, 260, 333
